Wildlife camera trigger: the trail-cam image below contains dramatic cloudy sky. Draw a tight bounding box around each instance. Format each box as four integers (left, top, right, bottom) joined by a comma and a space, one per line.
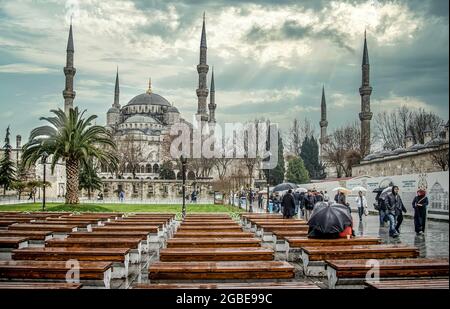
0, 0, 448, 144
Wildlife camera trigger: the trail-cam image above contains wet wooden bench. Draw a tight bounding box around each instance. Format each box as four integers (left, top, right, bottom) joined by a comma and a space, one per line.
166, 238, 261, 248
365, 278, 449, 290
181, 221, 237, 226
0, 218, 34, 227
0, 282, 82, 289
68, 231, 150, 251
46, 237, 143, 263
177, 225, 243, 233
174, 231, 255, 238
12, 247, 130, 279
301, 245, 420, 277
270, 231, 309, 252
134, 282, 319, 289
285, 237, 382, 261
30, 220, 94, 231
149, 261, 295, 280
0, 237, 29, 260
0, 260, 112, 288
46, 217, 102, 225
159, 247, 274, 262
325, 258, 449, 289
0, 230, 53, 242
90, 225, 162, 249
8, 224, 78, 236
255, 224, 309, 240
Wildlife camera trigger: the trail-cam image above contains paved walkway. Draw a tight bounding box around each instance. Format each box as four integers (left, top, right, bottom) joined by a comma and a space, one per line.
240, 202, 449, 258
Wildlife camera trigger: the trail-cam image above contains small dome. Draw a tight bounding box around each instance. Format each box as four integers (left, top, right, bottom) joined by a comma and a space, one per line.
124, 115, 160, 124
126, 92, 171, 107
168, 106, 180, 113
107, 107, 120, 114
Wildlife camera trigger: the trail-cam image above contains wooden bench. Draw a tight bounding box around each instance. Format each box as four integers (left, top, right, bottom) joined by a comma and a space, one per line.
181, 221, 237, 226
134, 282, 319, 289
0, 230, 53, 242
68, 231, 158, 251
270, 231, 310, 252
0, 282, 82, 289
0, 218, 34, 225
159, 247, 274, 262
285, 237, 382, 261
46, 237, 143, 263
325, 258, 449, 289
149, 261, 295, 280
12, 247, 130, 279
8, 224, 78, 235
46, 217, 102, 225
166, 238, 261, 248
0, 260, 112, 288
92, 225, 159, 233
30, 220, 93, 231
301, 245, 420, 277
174, 232, 255, 238
365, 278, 449, 289
177, 225, 243, 233
0, 237, 29, 260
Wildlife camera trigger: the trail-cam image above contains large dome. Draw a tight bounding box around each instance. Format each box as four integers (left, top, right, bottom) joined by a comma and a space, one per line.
126, 92, 171, 107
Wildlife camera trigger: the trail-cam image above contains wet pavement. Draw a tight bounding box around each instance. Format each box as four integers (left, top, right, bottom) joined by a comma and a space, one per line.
353, 213, 448, 258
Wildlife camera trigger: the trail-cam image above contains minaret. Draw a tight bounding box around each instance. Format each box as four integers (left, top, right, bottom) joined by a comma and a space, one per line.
113, 67, 120, 109
196, 12, 209, 122
63, 20, 76, 114
319, 86, 328, 161
359, 30, 373, 156
107, 67, 120, 127
208, 67, 216, 124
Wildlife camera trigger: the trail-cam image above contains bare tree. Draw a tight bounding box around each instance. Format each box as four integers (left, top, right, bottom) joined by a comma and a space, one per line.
116, 135, 147, 179
375, 106, 444, 150
214, 157, 234, 180
324, 122, 361, 177
431, 146, 449, 171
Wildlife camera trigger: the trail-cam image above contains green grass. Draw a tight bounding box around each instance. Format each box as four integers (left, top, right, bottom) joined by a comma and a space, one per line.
0, 202, 243, 214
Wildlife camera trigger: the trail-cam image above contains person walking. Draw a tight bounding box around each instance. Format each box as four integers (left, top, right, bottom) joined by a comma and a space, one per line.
413, 189, 428, 236
282, 189, 296, 219
293, 190, 301, 216
385, 186, 406, 238
374, 191, 386, 227
355, 191, 367, 221
304, 190, 315, 221
323, 191, 329, 202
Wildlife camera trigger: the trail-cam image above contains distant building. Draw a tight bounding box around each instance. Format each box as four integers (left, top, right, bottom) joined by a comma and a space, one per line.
352, 122, 449, 177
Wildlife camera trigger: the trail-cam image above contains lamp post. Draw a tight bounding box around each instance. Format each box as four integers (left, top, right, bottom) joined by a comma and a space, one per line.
181, 155, 188, 220
41, 152, 48, 211
265, 151, 272, 213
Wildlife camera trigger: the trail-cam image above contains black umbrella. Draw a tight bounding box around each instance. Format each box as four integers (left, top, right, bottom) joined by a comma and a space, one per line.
308, 202, 353, 238
372, 187, 385, 193
273, 182, 298, 192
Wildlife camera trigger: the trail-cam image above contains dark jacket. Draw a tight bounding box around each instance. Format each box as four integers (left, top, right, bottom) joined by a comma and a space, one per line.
385, 192, 406, 216
293, 192, 301, 206
334, 193, 347, 205
304, 194, 315, 210
282, 193, 296, 218
412, 195, 429, 209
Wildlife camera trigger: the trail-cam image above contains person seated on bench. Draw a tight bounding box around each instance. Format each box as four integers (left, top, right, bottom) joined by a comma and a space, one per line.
307, 202, 354, 239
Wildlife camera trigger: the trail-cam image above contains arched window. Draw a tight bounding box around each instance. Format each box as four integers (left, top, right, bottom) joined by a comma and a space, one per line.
153, 164, 159, 173
146, 164, 152, 173
187, 171, 196, 180
176, 172, 182, 180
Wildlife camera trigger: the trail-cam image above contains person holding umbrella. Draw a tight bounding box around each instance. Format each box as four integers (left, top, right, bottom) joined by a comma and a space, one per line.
413, 189, 429, 236
282, 189, 296, 219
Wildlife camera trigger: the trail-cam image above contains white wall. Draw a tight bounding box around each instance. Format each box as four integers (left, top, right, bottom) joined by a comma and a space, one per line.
300, 171, 449, 220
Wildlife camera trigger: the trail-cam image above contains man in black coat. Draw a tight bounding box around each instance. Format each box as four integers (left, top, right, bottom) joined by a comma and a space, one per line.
282, 189, 296, 219
385, 186, 406, 237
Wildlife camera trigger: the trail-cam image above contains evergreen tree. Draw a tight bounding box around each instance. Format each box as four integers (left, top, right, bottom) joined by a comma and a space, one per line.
286, 157, 309, 184
79, 160, 103, 199
263, 132, 285, 185
159, 161, 176, 180
0, 126, 16, 195
300, 135, 325, 180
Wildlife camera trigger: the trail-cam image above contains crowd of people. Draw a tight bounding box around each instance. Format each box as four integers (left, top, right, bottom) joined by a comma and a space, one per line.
255, 185, 430, 239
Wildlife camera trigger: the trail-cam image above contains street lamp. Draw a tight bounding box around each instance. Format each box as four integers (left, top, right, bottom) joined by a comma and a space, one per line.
180, 155, 188, 220
265, 151, 272, 213
41, 151, 49, 211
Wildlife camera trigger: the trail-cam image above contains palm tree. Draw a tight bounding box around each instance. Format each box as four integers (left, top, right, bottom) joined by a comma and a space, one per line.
22, 108, 118, 204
